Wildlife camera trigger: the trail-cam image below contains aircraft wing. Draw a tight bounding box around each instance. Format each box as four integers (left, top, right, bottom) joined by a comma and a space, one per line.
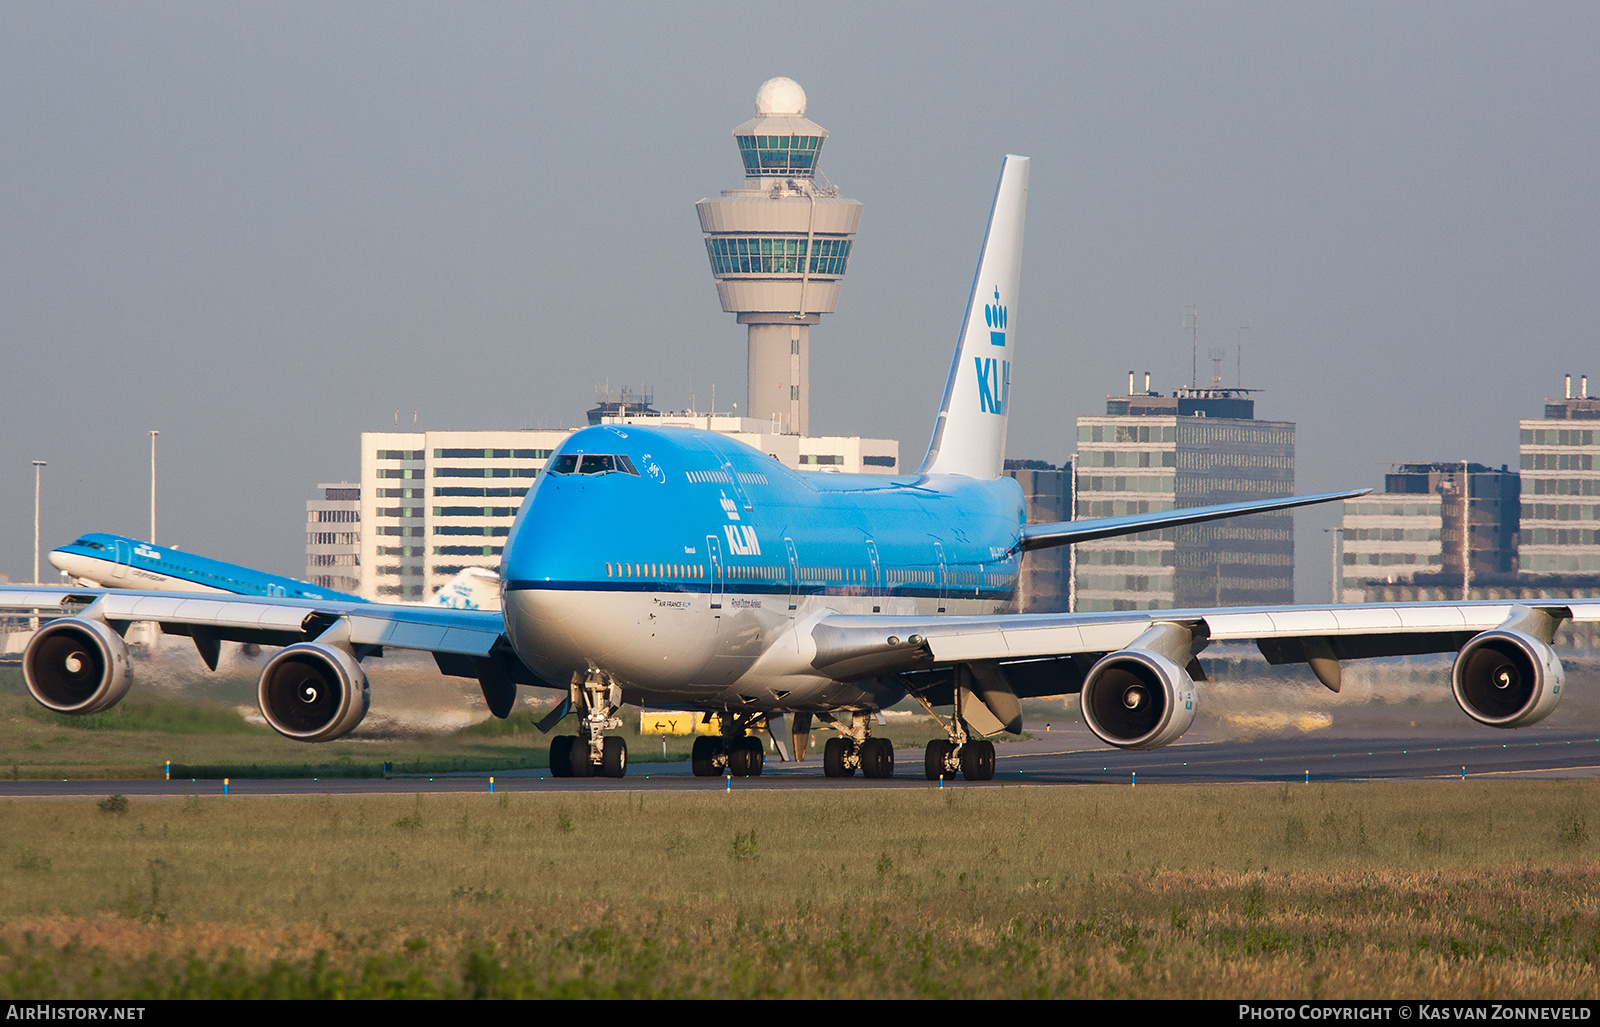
1018, 488, 1370, 551
809, 600, 1600, 740
0, 586, 503, 657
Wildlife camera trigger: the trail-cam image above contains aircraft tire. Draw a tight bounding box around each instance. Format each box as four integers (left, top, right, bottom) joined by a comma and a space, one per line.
960, 740, 995, 782
742, 736, 765, 777
924, 740, 954, 780
691, 736, 719, 777
823, 737, 854, 778
570, 738, 595, 778
549, 735, 575, 778
602, 736, 627, 778
860, 738, 893, 779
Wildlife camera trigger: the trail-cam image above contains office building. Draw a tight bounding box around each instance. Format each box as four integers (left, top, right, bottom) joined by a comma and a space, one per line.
1519, 374, 1600, 577
1073, 373, 1295, 611
304, 482, 361, 593
1339, 463, 1519, 603
1002, 460, 1072, 612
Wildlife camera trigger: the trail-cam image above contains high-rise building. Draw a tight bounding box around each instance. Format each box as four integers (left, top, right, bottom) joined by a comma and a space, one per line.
1339, 463, 1519, 603
354, 431, 571, 600
304, 482, 361, 593
1002, 460, 1072, 612
696, 78, 862, 437
1519, 374, 1600, 577
1072, 375, 1294, 611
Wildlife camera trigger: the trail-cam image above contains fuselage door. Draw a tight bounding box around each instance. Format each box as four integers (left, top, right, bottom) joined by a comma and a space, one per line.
784, 537, 799, 611
112, 539, 132, 581
866, 539, 882, 597
705, 534, 724, 610
934, 541, 948, 612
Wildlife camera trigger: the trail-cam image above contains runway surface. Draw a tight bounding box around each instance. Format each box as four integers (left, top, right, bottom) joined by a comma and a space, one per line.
1, 723, 1597, 797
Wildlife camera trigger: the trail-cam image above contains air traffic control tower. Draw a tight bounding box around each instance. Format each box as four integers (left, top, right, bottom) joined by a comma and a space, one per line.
696, 78, 862, 437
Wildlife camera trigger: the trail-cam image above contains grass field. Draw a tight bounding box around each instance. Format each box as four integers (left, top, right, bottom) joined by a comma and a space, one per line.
3, 782, 1600, 998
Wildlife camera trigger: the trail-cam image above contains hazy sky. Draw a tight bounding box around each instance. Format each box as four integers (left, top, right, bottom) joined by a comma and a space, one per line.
3, 2, 1596, 602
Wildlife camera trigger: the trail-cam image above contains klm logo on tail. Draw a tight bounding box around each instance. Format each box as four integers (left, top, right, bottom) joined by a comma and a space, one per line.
975, 356, 1010, 414
976, 288, 1010, 415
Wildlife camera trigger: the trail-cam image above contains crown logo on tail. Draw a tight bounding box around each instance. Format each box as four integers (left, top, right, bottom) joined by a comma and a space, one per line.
984, 288, 1007, 345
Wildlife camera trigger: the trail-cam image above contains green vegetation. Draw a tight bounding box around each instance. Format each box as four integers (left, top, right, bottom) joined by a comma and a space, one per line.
3, 782, 1600, 997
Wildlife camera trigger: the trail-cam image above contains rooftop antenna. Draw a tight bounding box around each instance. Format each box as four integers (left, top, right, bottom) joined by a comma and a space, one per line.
1237, 321, 1250, 386
1207, 347, 1226, 386
1184, 304, 1200, 387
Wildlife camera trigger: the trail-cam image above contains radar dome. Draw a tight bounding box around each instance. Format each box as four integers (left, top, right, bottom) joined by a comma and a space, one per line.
754, 77, 806, 116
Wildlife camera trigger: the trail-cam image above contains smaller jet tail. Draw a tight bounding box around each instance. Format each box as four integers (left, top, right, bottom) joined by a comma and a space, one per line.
431, 566, 502, 611
918, 154, 1030, 480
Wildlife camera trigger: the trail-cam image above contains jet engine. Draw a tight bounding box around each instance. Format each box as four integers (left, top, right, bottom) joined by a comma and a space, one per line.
1451, 629, 1563, 728
23, 617, 131, 715
257, 642, 370, 742
1080, 649, 1196, 749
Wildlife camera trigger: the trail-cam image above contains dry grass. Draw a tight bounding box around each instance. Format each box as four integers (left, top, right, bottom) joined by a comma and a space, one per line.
3, 781, 1600, 997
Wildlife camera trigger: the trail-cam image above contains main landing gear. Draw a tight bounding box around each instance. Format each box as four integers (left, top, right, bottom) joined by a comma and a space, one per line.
548, 669, 627, 779
690, 712, 767, 777
821, 711, 895, 779
912, 690, 996, 782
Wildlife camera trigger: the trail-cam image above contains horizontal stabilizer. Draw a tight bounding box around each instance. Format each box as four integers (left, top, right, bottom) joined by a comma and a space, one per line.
1019, 488, 1369, 552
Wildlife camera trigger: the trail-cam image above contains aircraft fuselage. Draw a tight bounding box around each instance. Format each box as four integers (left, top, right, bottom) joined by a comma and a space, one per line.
501, 424, 1024, 712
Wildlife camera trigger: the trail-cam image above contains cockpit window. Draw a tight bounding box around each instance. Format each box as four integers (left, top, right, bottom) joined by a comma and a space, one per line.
70, 538, 104, 550
547, 453, 641, 476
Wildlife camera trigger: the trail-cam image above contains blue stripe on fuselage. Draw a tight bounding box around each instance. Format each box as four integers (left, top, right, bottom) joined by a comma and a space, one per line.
500, 425, 1024, 602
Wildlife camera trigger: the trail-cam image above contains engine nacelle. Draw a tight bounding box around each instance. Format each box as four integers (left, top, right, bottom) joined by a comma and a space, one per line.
1451, 629, 1563, 728
1080, 649, 1196, 749
23, 617, 131, 715
257, 643, 370, 742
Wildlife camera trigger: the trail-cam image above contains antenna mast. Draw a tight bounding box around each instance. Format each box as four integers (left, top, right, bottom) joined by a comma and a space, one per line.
1184, 304, 1199, 387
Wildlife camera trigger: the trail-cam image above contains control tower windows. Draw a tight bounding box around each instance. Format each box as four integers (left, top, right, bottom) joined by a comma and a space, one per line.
705, 237, 852, 277
735, 134, 823, 175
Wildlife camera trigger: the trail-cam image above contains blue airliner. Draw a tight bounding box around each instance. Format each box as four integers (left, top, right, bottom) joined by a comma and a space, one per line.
49, 534, 364, 603
48, 534, 502, 611
6, 155, 1596, 782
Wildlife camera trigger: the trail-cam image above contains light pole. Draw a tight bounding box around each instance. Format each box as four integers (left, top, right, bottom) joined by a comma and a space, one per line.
1461, 459, 1471, 601
148, 430, 159, 544
32, 461, 46, 584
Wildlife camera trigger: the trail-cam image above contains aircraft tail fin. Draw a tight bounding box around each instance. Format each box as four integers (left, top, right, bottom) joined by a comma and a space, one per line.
917, 154, 1030, 480
431, 566, 502, 611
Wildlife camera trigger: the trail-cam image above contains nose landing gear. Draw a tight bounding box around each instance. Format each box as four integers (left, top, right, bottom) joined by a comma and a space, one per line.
548, 669, 627, 779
